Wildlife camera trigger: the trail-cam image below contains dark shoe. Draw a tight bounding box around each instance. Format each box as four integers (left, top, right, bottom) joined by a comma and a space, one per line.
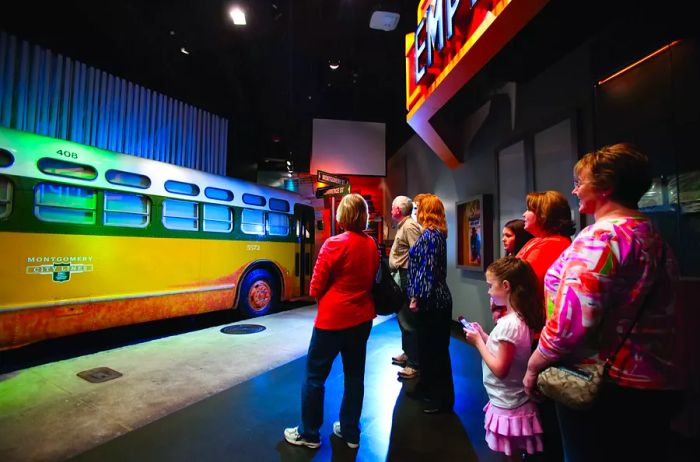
392, 353, 407, 366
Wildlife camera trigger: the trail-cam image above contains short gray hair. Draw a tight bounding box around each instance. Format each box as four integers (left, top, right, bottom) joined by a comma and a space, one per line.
392, 195, 413, 217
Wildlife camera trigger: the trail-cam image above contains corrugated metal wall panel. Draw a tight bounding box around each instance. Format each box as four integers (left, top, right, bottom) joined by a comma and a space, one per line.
0, 31, 228, 175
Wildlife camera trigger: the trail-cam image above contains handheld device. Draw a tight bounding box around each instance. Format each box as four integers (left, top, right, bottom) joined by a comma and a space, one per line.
458, 316, 475, 332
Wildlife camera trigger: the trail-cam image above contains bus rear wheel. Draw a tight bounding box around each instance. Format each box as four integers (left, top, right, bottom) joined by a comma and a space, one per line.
238, 268, 278, 318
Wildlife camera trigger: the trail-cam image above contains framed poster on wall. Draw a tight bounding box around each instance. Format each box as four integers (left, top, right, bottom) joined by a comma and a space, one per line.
457, 195, 493, 271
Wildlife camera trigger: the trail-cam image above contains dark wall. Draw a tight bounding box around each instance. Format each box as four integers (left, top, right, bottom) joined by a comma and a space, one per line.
391, 3, 699, 439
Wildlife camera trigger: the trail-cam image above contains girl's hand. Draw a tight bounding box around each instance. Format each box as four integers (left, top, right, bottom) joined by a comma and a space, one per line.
470, 322, 488, 343
463, 327, 481, 347
409, 298, 418, 312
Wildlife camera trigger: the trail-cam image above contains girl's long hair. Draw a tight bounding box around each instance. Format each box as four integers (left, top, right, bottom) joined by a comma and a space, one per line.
486, 256, 545, 332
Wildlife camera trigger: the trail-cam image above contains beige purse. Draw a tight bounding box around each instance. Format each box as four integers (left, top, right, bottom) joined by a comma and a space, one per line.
536, 361, 606, 410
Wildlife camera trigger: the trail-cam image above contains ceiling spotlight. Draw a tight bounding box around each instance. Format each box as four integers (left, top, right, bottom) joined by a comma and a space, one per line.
180, 47, 190, 55
229, 6, 247, 25
329, 59, 340, 70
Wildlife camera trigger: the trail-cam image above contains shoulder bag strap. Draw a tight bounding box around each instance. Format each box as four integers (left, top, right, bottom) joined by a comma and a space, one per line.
605, 243, 667, 371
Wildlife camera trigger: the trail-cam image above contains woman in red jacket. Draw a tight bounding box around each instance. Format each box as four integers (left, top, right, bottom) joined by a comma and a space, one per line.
284, 193, 379, 450
517, 191, 575, 306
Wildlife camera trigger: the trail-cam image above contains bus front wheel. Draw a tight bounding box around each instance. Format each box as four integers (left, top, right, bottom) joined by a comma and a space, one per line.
238, 268, 278, 318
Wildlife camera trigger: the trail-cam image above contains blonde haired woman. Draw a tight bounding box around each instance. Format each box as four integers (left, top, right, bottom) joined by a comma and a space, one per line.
284, 193, 379, 449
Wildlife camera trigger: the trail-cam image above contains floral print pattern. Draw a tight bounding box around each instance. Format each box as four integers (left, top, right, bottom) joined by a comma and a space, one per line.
408, 228, 452, 311
538, 216, 681, 389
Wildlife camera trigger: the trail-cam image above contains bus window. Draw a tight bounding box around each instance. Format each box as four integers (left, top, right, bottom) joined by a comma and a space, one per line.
106, 169, 151, 189
37, 158, 97, 180
269, 198, 290, 212
163, 199, 199, 230
0, 176, 12, 218
267, 212, 289, 236
104, 191, 150, 228
203, 203, 233, 233
0, 148, 14, 167
34, 182, 96, 224
165, 180, 200, 196
204, 187, 233, 202
241, 208, 265, 235
242, 193, 266, 207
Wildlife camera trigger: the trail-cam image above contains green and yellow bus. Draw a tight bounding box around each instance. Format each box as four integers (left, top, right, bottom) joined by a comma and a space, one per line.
0, 127, 315, 350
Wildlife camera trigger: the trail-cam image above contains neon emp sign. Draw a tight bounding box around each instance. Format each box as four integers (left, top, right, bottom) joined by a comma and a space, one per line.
414, 0, 473, 83
405, 0, 549, 167
406, 0, 493, 114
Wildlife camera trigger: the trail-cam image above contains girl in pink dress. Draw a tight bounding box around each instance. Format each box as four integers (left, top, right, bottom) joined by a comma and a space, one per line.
464, 256, 545, 460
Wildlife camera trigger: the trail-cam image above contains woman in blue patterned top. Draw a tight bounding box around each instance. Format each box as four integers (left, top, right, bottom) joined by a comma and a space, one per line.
407, 193, 454, 413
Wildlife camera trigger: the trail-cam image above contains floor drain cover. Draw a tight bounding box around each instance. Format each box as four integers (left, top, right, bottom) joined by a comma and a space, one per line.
77, 367, 123, 383
220, 324, 266, 335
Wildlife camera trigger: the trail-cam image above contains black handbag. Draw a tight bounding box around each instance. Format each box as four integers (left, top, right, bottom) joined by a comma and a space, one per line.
372, 256, 404, 316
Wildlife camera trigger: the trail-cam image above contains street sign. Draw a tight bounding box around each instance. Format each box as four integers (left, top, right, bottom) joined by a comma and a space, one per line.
322, 184, 351, 197
315, 186, 332, 199
317, 170, 348, 185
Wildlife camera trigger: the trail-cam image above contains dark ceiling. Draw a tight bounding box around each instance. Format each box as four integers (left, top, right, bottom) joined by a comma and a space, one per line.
0, 0, 419, 179
5, 1, 687, 181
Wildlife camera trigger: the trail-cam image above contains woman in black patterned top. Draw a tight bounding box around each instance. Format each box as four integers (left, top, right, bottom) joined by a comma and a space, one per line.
407, 193, 454, 414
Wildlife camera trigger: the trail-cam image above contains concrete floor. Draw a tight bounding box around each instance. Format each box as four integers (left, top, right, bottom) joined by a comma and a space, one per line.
2, 305, 692, 462
0, 305, 391, 462
67, 316, 494, 462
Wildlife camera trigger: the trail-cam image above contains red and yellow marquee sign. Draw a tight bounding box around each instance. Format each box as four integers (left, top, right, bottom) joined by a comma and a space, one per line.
405, 0, 549, 167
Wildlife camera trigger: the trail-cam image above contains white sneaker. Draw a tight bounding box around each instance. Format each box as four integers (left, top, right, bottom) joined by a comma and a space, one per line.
283, 426, 320, 449
332, 421, 359, 449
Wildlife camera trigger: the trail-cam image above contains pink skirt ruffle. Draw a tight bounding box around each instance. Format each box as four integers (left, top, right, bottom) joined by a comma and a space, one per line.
483, 400, 544, 456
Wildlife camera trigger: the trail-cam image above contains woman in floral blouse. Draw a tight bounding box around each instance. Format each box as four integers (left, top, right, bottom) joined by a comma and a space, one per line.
407, 193, 454, 414
523, 143, 683, 462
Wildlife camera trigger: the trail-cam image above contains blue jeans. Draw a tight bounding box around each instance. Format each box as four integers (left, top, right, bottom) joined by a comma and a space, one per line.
299, 321, 372, 444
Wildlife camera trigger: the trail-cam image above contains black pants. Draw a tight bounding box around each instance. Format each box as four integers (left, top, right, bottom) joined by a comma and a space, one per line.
415, 307, 454, 410
555, 384, 683, 462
